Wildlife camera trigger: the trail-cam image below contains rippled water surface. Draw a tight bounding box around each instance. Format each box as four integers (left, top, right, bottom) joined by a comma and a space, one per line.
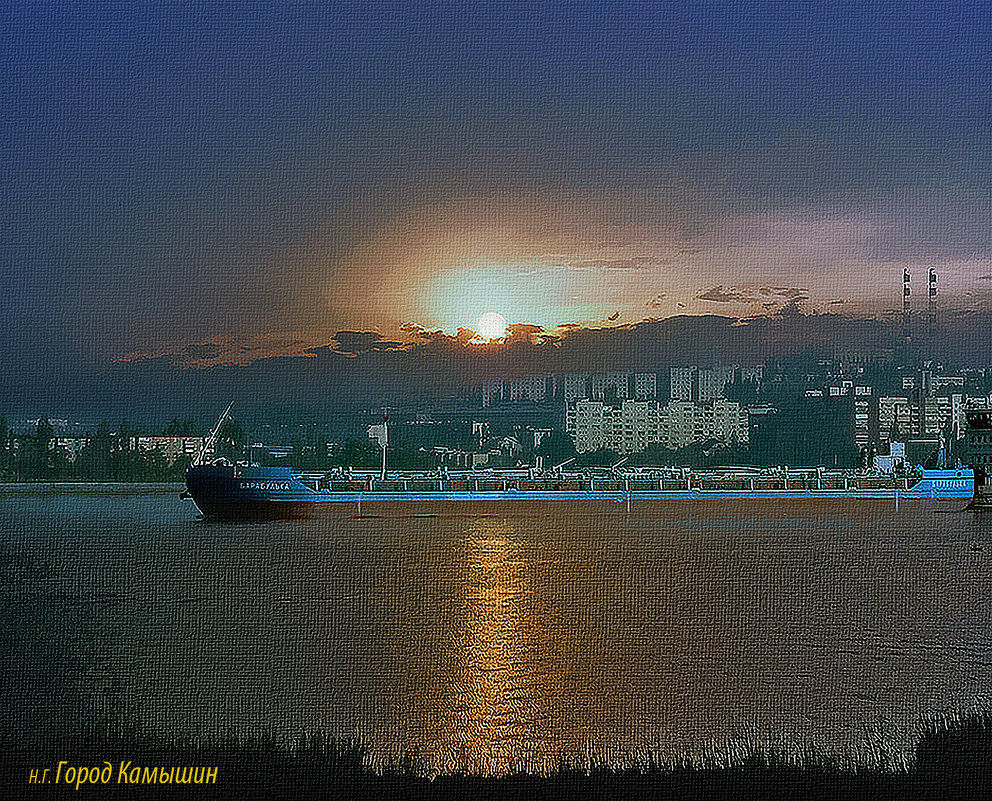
2, 487, 992, 774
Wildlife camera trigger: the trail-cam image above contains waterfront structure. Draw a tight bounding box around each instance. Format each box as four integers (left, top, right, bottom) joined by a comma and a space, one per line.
874, 441, 907, 474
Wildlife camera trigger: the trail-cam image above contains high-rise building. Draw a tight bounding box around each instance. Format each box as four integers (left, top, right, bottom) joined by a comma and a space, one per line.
670, 367, 696, 401
966, 407, 992, 506
631, 372, 658, 400
481, 379, 503, 407
562, 373, 590, 404
670, 366, 733, 402
878, 395, 954, 446
591, 372, 630, 401
505, 374, 551, 402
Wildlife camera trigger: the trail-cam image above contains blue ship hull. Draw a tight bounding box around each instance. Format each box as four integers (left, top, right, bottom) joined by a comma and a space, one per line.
185, 464, 975, 520
185, 464, 321, 519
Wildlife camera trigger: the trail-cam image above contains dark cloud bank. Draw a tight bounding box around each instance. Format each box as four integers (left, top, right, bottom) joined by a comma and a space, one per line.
7, 311, 992, 427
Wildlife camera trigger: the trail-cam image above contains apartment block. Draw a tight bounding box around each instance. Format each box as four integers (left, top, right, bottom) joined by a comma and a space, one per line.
565, 398, 748, 454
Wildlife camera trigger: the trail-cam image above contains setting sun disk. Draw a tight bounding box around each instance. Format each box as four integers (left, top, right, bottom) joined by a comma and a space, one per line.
477, 312, 507, 340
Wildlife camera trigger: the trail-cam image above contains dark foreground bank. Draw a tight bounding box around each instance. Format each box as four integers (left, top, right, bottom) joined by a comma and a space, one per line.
3, 714, 992, 800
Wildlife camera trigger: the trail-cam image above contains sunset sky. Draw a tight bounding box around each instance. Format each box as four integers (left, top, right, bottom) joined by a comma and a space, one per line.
2, 2, 990, 409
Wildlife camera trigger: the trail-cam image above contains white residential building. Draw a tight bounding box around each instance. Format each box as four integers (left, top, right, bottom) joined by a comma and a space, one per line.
878, 395, 955, 445
693, 399, 749, 445
131, 436, 205, 463
878, 397, 913, 445
565, 398, 748, 454
55, 437, 90, 462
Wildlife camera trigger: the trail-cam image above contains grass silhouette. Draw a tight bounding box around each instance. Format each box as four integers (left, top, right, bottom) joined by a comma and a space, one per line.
3, 713, 992, 799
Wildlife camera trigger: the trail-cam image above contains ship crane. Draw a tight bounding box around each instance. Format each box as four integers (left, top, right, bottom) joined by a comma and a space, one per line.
194, 401, 234, 466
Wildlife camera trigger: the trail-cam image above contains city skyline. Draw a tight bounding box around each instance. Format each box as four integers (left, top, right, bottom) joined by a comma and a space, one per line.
5, 354, 990, 486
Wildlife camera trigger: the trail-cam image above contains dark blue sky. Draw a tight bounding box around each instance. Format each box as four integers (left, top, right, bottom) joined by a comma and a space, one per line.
2, 1, 990, 414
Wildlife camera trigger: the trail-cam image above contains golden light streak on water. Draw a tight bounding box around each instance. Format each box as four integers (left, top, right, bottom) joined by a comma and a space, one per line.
402, 520, 580, 777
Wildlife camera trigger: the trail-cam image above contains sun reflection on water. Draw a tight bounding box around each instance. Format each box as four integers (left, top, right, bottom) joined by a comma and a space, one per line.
404, 520, 577, 777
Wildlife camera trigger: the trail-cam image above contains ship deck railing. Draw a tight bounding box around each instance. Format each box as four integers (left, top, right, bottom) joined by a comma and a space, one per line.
308, 475, 920, 494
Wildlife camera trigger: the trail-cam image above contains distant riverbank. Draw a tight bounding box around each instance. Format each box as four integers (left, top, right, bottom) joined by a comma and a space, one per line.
0, 482, 184, 492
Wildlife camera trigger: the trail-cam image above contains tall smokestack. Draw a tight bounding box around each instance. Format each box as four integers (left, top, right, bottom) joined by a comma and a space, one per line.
902, 268, 912, 349
928, 266, 937, 362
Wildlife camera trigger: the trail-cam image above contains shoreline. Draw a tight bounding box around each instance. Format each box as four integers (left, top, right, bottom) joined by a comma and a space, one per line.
4, 712, 990, 798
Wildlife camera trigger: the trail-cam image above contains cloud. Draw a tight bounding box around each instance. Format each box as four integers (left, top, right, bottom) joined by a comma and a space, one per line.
399, 322, 436, 339
504, 323, 546, 345
115, 335, 316, 369
696, 285, 809, 305
697, 286, 749, 303
179, 343, 223, 361
775, 299, 809, 318
769, 287, 807, 299
567, 257, 668, 271
47, 306, 992, 425
331, 331, 385, 355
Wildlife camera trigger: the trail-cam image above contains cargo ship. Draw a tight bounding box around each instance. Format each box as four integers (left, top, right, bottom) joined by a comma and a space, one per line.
182, 407, 975, 519
183, 462, 974, 519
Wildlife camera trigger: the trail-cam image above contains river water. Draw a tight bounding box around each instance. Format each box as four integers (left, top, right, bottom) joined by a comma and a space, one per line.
2, 486, 992, 775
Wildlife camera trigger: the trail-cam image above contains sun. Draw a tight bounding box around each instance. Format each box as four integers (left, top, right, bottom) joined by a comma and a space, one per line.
476, 312, 507, 340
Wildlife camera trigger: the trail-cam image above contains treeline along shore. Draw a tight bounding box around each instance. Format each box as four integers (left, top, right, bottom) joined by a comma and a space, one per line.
0, 415, 444, 483
0, 417, 201, 483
